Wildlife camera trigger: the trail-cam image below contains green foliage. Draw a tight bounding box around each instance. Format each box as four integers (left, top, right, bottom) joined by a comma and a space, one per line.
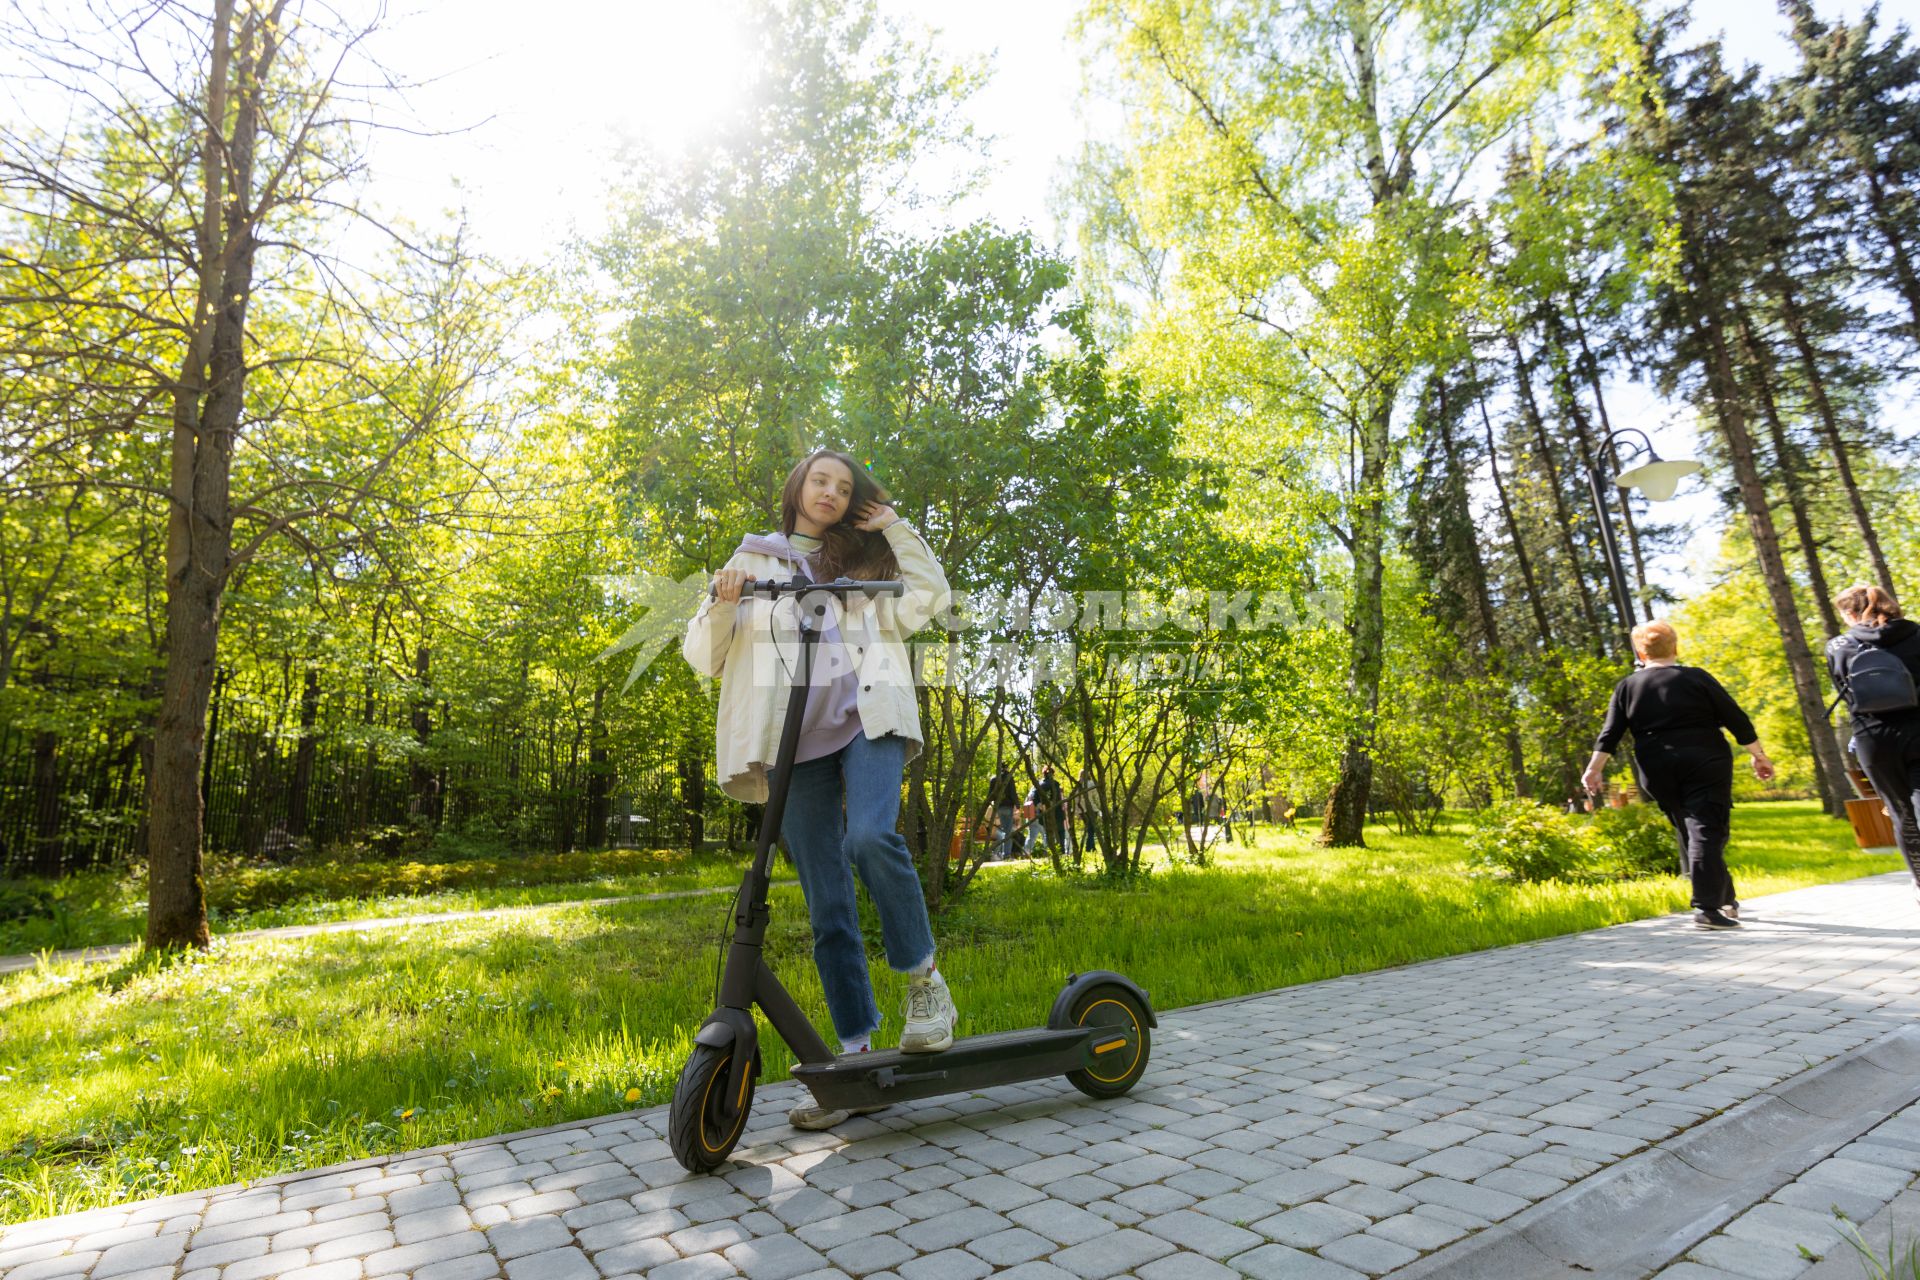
1586, 803, 1681, 878
1465, 800, 1596, 883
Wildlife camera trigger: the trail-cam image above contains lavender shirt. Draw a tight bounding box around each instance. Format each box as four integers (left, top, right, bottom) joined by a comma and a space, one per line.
735, 531, 863, 763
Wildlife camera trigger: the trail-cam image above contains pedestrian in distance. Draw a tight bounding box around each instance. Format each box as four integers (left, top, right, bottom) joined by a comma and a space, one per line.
986, 762, 1020, 860
1827, 584, 1920, 905
683, 448, 956, 1130
1032, 764, 1065, 858
1581, 620, 1775, 930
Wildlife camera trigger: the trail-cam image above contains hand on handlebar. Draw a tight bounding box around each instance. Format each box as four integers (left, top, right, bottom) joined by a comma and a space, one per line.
710, 568, 750, 603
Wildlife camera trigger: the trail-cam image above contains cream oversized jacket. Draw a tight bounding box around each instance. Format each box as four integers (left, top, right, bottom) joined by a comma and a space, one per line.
681, 520, 951, 803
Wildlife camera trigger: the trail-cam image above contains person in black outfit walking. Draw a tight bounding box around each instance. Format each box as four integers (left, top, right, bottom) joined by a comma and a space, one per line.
1828, 584, 1920, 903
1581, 620, 1776, 930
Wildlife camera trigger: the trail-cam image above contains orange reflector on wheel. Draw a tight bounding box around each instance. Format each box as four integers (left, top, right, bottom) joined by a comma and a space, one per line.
1094, 1038, 1127, 1054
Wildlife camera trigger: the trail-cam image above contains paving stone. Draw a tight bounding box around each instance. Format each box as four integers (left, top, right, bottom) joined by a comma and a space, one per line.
951, 1174, 1046, 1212
720, 1233, 830, 1280
415, 1255, 500, 1280
1402, 1176, 1528, 1221
503, 1246, 597, 1280
1136, 1254, 1242, 1280
668, 1219, 752, 1255
823, 1235, 914, 1277
894, 1206, 1010, 1252
795, 1207, 910, 1253
225, 1247, 314, 1280
1228, 1243, 1367, 1280
1325, 1184, 1414, 1219
362, 1228, 490, 1277
963, 1226, 1052, 1267
1048, 1226, 1176, 1277
1243, 1167, 1349, 1207
1137, 1207, 1264, 1259
4, 1252, 100, 1280
193, 1210, 314, 1249
1319, 1231, 1420, 1275
1252, 1201, 1371, 1249
1367, 1212, 1467, 1251
1724, 1201, 1848, 1258
489, 1214, 574, 1260
897, 1249, 991, 1280
1008, 1200, 1113, 1246
1688, 1232, 1817, 1280
311, 1230, 395, 1265
277, 1262, 362, 1280
91, 1232, 190, 1279
392, 1206, 473, 1246
276, 1214, 390, 1251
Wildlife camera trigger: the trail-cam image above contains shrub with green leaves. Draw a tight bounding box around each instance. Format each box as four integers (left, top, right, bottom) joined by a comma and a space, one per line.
1587, 803, 1681, 878
1464, 800, 1595, 883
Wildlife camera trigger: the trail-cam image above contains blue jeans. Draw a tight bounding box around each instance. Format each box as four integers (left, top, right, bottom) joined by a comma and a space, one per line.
781, 731, 937, 1043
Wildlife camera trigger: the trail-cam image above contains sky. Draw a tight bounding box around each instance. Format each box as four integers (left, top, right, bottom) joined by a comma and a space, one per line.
357, 0, 1913, 598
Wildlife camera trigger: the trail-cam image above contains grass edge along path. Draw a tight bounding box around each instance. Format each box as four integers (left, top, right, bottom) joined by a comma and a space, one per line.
0, 800, 1899, 1225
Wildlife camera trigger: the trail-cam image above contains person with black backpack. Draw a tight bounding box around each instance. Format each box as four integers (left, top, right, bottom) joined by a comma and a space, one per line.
1582, 620, 1775, 930
1828, 584, 1920, 902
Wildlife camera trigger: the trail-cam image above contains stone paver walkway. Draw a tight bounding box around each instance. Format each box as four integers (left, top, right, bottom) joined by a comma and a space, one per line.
1657, 1097, 1920, 1280
4, 873, 1919, 1280
0, 882, 795, 976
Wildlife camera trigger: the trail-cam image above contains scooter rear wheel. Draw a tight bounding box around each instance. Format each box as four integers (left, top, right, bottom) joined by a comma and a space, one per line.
667, 1043, 756, 1172
1062, 983, 1152, 1099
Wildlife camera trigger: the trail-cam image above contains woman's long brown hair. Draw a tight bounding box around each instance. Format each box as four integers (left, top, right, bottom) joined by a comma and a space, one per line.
1836, 583, 1903, 625
779, 449, 901, 583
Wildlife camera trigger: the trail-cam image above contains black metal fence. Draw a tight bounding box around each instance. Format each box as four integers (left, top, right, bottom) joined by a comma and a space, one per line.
0, 667, 703, 878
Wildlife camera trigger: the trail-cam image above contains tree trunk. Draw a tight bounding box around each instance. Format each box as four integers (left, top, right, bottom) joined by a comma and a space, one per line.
409, 643, 435, 823
1697, 304, 1850, 818
585, 682, 609, 849
1473, 369, 1555, 649
1507, 332, 1604, 649
1735, 305, 1842, 640
1320, 395, 1391, 847
1863, 165, 1920, 337
288, 666, 319, 838
1773, 275, 1897, 597
680, 734, 706, 856
146, 0, 276, 950
1436, 378, 1528, 797
1567, 295, 1653, 618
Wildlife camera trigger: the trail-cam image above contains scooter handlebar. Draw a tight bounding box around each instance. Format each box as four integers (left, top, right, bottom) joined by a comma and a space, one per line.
709, 576, 906, 601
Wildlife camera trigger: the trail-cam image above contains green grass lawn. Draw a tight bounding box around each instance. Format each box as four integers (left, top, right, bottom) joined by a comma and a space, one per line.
0, 800, 1899, 1223
0, 846, 747, 956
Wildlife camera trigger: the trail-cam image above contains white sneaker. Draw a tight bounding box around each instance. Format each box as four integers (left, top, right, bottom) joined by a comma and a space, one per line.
899, 970, 957, 1053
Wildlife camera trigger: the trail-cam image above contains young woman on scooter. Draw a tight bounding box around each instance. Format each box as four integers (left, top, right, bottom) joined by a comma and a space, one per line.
682, 449, 954, 1130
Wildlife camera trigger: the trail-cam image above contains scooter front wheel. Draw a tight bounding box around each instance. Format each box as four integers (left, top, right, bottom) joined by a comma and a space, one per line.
667, 1043, 756, 1172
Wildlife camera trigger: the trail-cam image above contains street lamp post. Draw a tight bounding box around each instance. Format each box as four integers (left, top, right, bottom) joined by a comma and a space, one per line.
1588, 428, 1702, 638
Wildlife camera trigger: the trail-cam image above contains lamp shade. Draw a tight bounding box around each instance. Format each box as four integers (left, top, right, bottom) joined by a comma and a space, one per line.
1613, 456, 1702, 501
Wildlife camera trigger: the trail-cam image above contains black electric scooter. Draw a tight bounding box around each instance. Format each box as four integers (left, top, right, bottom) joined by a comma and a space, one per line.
666, 574, 1155, 1173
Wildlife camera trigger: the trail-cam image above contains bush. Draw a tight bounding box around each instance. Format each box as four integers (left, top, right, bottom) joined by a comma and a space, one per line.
0, 882, 54, 923
1587, 803, 1680, 878
1465, 801, 1594, 883
1467, 799, 1683, 884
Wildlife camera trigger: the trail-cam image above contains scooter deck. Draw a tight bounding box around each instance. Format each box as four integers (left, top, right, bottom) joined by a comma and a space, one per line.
789, 1023, 1132, 1110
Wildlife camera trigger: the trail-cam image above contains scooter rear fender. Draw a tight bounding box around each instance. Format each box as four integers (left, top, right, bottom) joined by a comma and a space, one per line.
1048, 970, 1157, 1029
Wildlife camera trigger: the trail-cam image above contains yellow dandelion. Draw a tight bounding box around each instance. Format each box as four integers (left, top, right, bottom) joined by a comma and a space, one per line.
624, 1087, 641, 1104
400, 1108, 416, 1121
544, 1086, 562, 1099
554, 1058, 565, 1068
